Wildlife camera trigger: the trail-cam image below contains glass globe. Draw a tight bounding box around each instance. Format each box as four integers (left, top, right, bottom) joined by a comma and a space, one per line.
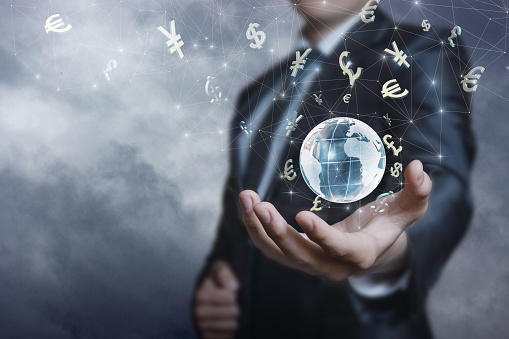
300, 117, 386, 203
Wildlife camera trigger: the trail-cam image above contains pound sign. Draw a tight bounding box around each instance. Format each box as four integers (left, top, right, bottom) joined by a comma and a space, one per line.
310, 196, 323, 212
448, 26, 461, 47
383, 134, 403, 156
339, 51, 363, 86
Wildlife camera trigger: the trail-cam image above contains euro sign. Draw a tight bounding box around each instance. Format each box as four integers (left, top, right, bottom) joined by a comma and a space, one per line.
381, 79, 409, 99
246, 23, 266, 49
339, 51, 362, 86
284, 159, 297, 181
360, 0, 380, 23
460, 66, 485, 92
45, 14, 72, 33
448, 26, 461, 47
290, 48, 312, 77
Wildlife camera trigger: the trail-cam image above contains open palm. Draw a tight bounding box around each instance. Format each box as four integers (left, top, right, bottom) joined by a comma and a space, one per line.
238, 160, 432, 281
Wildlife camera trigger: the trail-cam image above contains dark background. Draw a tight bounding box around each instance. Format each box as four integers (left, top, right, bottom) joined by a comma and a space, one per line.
0, 0, 507, 338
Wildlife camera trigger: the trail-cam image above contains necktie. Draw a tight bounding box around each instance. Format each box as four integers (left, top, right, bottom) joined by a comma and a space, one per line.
243, 49, 321, 201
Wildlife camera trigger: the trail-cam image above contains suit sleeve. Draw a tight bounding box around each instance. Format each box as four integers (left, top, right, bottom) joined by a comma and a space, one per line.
348, 32, 475, 322
401, 38, 476, 306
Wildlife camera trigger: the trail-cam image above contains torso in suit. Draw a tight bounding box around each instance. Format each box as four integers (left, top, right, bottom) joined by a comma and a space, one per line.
196, 10, 475, 339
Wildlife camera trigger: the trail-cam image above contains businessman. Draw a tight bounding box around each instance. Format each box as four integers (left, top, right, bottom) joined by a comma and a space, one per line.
193, 1, 475, 338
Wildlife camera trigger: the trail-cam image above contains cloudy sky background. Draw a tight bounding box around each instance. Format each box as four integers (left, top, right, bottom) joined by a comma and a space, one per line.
0, 0, 508, 338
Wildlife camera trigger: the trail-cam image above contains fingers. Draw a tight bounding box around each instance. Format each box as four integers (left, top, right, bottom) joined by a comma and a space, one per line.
251, 201, 333, 275
239, 190, 288, 263
201, 331, 236, 339
296, 211, 376, 272
210, 261, 239, 291
398, 159, 432, 215
194, 304, 240, 320
194, 263, 240, 339
195, 278, 237, 305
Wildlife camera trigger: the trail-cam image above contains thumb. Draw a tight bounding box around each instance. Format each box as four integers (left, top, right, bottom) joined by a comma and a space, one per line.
397, 160, 432, 215
210, 260, 239, 291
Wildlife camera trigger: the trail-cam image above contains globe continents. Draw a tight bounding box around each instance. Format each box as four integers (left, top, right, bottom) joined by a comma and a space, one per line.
300, 117, 386, 203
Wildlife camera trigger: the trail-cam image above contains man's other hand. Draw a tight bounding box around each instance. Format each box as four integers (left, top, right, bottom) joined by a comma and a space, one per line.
238, 160, 432, 280
194, 261, 240, 339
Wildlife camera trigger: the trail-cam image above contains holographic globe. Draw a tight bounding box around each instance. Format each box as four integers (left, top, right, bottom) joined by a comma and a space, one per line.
300, 117, 386, 203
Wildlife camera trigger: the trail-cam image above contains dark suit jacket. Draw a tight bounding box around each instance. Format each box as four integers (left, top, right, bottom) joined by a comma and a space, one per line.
195, 11, 475, 339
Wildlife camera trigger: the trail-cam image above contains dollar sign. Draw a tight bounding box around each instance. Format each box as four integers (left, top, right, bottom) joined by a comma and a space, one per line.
205, 76, 222, 103
390, 162, 403, 177
421, 20, 430, 32
448, 25, 461, 47
103, 59, 117, 81
246, 23, 266, 49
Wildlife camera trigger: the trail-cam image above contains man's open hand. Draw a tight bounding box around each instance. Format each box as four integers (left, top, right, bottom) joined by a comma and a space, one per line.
193, 261, 240, 339
238, 160, 432, 280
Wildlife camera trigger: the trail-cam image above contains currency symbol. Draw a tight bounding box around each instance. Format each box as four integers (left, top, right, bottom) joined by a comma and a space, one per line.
339, 51, 363, 86
384, 41, 410, 68
240, 121, 252, 136
370, 191, 394, 214
103, 59, 117, 81
383, 134, 403, 156
421, 20, 431, 32
205, 76, 223, 103
290, 48, 312, 77
448, 26, 461, 48
284, 159, 297, 181
383, 114, 391, 126
157, 20, 184, 59
460, 66, 485, 92
343, 94, 351, 103
376, 191, 394, 200
286, 111, 303, 136
360, 0, 380, 23
310, 196, 323, 212
313, 94, 323, 105
246, 23, 266, 49
45, 14, 72, 33
390, 162, 403, 177
381, 79, 409, 99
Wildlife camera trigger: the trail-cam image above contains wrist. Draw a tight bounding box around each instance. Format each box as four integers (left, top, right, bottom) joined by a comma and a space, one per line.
356, 231, 410, 277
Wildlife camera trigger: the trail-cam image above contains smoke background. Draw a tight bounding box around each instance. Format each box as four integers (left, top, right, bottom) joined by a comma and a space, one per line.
0, 0, 507, 338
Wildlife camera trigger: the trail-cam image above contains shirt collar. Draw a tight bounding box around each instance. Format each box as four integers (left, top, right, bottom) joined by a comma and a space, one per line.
295, 15, 359, 57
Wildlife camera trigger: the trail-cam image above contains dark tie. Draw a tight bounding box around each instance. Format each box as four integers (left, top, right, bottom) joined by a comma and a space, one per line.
242, 48, 322, 200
